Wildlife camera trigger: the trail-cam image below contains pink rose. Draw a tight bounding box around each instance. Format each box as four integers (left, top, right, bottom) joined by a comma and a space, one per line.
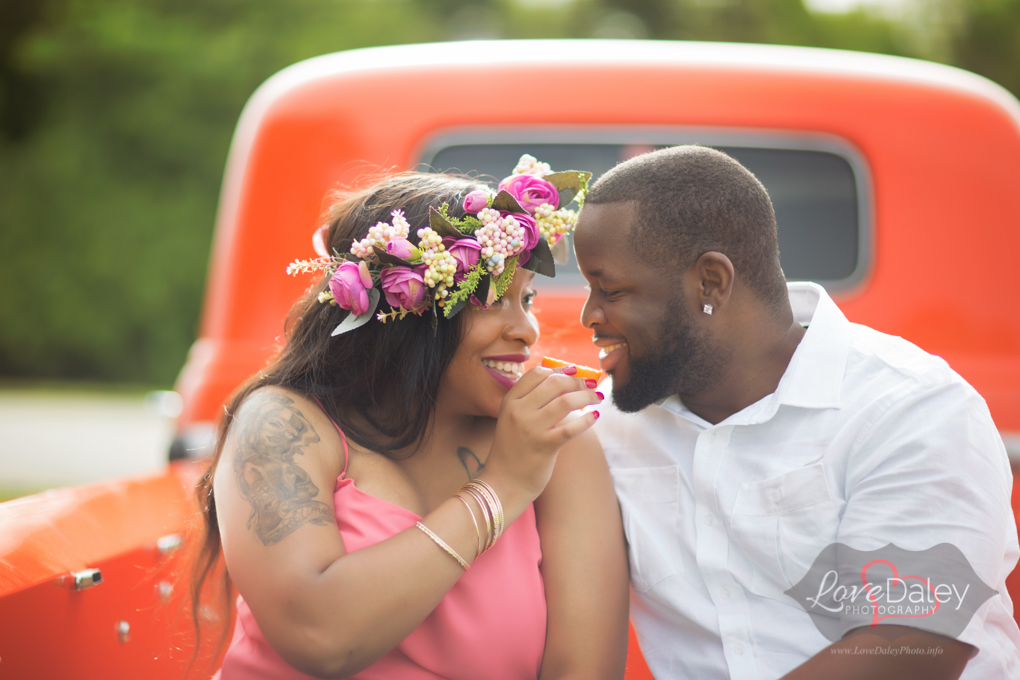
386, 236, 419, 260
330, 260, 374, 316
498, 174, 560, 213
442, 237, 482, 280
380, 266, 427, 312
463, 190, 491, 214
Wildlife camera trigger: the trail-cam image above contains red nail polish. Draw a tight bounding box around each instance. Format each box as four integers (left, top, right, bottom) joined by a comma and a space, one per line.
593, 410, 600, 420
585, 378, 598, 389
562, 365, 578, 376
596, 391, 604, 401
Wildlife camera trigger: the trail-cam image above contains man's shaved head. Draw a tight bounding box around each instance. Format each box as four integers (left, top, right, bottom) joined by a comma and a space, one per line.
586, 145, 788, 313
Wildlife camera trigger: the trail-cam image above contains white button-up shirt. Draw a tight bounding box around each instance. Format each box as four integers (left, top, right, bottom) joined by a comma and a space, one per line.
597, 282, 1020, 679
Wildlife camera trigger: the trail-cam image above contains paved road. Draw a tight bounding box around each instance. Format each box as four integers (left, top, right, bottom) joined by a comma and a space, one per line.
0, 392, 174, 494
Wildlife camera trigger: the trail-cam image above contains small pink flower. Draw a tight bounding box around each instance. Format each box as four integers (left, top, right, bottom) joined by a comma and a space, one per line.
498, 174, 559, 213
442, 237, 482, 279
470, 284, 497, 309
463, 190, 491, 214
330, 260, 373, 316
380, 266, 427, 312
385, 236, 419, 260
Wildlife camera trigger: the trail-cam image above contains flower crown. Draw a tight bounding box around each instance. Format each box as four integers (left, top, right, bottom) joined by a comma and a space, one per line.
287, 155, 592, 336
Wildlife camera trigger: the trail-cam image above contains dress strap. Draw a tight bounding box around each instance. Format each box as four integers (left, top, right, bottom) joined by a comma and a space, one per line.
311, 395, 350, 480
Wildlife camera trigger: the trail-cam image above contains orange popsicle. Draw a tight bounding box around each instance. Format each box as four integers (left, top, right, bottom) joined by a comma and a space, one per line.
540, 356, 604, 384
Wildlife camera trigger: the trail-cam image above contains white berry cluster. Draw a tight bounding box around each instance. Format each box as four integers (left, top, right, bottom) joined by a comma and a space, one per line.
534, 204, 578, 245
475, 209, 529, 277
416, 226, 457, 298
513, 154, 552, 177
350, 209, 411, 260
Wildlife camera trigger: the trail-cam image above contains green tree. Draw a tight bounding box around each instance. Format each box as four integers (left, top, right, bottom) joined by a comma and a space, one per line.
953, 0, 1020, 98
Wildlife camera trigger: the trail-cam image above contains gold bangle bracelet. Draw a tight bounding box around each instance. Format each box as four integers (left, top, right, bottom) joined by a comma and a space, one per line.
460, 486, 493, 551
454, 493, 482, 559
466, 480, 504, 545
415, 521, 470, 570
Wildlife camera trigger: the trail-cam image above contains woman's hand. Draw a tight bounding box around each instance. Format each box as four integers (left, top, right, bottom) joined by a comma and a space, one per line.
482, 366, 602, 510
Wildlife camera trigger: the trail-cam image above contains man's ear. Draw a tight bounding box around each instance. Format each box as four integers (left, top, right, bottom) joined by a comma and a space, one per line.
694, 251, 734, 312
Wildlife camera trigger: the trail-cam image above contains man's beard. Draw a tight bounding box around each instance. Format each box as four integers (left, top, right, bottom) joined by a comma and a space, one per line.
612, 302, 725, 413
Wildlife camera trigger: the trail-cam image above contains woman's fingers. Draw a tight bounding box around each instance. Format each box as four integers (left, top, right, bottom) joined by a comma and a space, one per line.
550, 409, 600, 441
539, 389, 602, 426
516, 371, 590, 410
505, 365, 555, 399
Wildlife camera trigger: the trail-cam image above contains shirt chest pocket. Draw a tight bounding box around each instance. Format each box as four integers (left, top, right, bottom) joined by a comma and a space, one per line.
613, 466, 684, 593
729, 463, 840, 603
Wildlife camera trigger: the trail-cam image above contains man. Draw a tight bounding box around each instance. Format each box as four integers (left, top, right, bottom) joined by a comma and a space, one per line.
573, 145, 1020, 679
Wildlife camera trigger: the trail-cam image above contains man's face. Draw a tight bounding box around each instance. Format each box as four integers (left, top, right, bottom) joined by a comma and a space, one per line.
574, 201, 722, 412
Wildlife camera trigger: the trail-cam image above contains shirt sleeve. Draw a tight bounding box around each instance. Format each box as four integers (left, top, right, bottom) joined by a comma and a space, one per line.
834, 378, 1017, 650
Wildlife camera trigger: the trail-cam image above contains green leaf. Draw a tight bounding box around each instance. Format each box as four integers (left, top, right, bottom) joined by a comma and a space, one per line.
444, 296, 469, 318
493, 256, 519, 299
442, 262, 486, 318
491, 190, 527, 214
456, 214, 482, 235
473, 271, 490, 307
545, 171, 593, 207
429, 206, 462, 238
531, 237, 556, 278
330, 287, 380, 336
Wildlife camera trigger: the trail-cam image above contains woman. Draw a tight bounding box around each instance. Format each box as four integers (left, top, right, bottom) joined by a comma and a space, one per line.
192, 157, 629, 679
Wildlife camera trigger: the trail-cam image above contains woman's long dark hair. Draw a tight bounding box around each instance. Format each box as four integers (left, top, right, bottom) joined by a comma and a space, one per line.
187, 172, 486, 673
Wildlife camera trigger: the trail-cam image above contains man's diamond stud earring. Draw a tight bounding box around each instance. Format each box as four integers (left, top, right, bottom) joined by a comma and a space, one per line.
703, 304, 714, 315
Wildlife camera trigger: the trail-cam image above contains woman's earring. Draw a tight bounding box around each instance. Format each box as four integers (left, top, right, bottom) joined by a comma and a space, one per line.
703, 304, 714, 315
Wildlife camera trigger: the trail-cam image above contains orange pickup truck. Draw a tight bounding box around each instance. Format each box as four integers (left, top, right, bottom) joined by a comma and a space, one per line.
2, 40, 1019, 679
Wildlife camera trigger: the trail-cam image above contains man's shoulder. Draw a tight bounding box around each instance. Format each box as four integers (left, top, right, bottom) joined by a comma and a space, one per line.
844, 322, 974, 397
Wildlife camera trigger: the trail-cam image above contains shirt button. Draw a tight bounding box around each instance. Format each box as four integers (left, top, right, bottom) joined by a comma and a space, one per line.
733, 642, 745, 656
720, 587, 731, 600
769, 489, 783, 503
702, 513, 715, 526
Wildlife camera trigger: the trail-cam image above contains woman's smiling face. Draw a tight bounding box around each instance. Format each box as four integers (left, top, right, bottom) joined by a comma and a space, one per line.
438, 269, 540, 419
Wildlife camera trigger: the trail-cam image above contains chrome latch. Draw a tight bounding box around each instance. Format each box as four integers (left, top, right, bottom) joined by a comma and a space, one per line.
73, 568, 102, 591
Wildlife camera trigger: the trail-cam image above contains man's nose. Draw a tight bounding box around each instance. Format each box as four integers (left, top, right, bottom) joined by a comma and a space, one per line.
580, 292, 604, 329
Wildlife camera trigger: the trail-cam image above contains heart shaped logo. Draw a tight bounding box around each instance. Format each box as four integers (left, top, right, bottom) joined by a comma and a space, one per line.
861, 558, 941, 627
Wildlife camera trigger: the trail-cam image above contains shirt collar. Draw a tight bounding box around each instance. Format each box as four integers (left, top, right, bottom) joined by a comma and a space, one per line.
772, 281, 850, 410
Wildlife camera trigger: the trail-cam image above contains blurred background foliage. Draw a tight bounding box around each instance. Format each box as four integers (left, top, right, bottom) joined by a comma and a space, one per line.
1, 0, 1017, 387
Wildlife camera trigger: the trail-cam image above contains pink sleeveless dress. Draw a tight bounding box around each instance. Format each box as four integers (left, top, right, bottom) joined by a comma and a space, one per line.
215, 411, 547, 679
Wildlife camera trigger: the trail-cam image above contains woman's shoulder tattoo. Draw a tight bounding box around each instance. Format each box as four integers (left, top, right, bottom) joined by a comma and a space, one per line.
231, 392, 335, 545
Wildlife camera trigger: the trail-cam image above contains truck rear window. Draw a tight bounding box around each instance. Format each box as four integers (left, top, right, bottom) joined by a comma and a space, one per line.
422, 136, 869, 292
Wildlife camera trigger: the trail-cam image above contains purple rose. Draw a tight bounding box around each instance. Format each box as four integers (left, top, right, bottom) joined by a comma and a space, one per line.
498, 174, 560, 213
330, 260, 373, 316
380, 266, 427, 313
463, 190, 491, 214
442, 237, 482, 279
386, 236, 419, 260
